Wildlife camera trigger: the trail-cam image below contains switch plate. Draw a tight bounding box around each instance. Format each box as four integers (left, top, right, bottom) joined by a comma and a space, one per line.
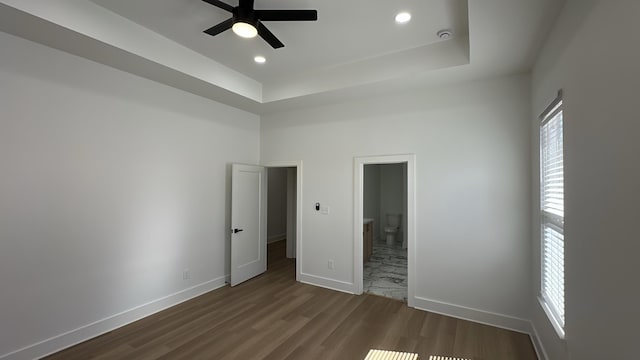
183, 269, 190, 280
328, 260, 334, 270
321, 206, 330, 215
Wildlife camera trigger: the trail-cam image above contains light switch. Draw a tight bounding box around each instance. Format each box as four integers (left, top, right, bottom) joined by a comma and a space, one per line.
321, 206, 330, 215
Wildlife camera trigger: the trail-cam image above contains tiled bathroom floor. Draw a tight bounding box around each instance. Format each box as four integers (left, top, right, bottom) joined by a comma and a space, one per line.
364, 238, 408, 302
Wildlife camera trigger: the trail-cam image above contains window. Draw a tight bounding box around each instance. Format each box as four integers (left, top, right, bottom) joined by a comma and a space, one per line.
539, 92, 565, 337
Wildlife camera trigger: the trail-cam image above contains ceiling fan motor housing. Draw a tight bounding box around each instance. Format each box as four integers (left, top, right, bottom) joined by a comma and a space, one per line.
233, 6, 258, 27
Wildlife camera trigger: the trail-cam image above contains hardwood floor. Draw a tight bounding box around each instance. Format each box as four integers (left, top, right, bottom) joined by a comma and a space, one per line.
45, 241, 537, 360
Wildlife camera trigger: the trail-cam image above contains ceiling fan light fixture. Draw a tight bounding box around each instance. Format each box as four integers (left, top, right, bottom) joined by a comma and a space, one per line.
232, 21, 258, 38
202, 0, 317, 48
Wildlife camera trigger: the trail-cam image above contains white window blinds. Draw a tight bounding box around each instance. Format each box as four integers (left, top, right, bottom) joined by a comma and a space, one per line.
540, 97, 565, 331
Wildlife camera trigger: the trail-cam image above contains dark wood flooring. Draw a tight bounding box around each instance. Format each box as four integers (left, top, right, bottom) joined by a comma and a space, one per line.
45, 241, 537, 359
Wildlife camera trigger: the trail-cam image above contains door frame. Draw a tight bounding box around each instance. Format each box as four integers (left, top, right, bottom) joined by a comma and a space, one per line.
262, 160, 303, 282
353, 154, 416, 307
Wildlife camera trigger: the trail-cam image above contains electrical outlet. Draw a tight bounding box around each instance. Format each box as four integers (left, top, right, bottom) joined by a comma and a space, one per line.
183, 269, 190, 280
328, 260, 334, 270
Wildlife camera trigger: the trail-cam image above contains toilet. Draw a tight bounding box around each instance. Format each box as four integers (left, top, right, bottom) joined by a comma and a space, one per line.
384, 213, 401, 246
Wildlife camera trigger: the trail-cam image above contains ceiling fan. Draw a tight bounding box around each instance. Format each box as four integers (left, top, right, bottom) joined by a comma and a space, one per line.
202, 0, 318, 49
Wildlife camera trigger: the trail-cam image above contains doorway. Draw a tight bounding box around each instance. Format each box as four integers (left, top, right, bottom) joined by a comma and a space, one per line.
228, 162, 302, 287
266, 166, 297, 275
362, 163, 408, 301
263, 161, 302, 281
354, 154, 415, 307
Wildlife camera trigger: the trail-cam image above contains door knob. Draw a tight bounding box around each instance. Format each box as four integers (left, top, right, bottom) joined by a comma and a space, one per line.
233, 228, 244, 234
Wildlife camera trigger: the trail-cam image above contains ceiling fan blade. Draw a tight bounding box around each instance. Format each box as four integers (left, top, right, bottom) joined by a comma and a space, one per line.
239, 0, 254, 9
257, 22, 284, 49
204, 18, 234, 36
256, 9, 318, 21
201, 0, 234, 13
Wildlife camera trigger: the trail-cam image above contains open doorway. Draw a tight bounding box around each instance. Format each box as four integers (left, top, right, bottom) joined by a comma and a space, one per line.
266, 166, 297, 277
362, 163, 408, 301
354, 154, 415, 307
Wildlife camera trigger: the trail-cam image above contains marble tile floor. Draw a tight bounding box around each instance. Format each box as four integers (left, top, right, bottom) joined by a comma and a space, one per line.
364, 238, 408, 302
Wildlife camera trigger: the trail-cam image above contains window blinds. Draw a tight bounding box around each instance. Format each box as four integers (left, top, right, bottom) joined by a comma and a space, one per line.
540, 100, 565, 327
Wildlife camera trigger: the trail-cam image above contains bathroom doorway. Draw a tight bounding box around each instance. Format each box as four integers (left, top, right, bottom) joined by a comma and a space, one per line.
363, 163, 407, 301
354, 155, 415, 306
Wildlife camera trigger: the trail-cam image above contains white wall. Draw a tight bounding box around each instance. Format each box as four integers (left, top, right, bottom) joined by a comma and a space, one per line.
363, 164, 381, 239
530, 1, 640, 359
379, 163, 405, 240
267, 167, 287, 242
0, 32, 259, 359
365, 163, 406, 245
285, 168, 297, 258
261, 74, 533, 328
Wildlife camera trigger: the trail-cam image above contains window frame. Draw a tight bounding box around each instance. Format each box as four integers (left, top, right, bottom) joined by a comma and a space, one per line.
538, 90, 566, 339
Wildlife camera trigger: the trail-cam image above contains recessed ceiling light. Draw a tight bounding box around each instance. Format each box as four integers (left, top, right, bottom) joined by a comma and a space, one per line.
254, 56, 266, 64
395, 12, 411, 24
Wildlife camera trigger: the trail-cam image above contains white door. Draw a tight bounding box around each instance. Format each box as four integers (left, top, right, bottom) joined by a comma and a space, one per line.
231, 164, 267, 286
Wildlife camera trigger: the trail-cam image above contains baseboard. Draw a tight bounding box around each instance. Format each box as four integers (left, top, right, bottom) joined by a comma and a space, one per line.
299, 272, 355, 294
267, 233, 286, 243
1, 276, 229, 360
413, 296, 532, 335
529, 321, 549, 360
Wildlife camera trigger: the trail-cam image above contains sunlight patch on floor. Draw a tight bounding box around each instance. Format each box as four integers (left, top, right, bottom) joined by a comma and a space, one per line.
365, 349, 419, 359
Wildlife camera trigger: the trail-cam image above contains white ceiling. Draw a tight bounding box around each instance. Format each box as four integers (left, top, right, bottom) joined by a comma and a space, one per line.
0, 0, 564, 114
89, 0, 469, 85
